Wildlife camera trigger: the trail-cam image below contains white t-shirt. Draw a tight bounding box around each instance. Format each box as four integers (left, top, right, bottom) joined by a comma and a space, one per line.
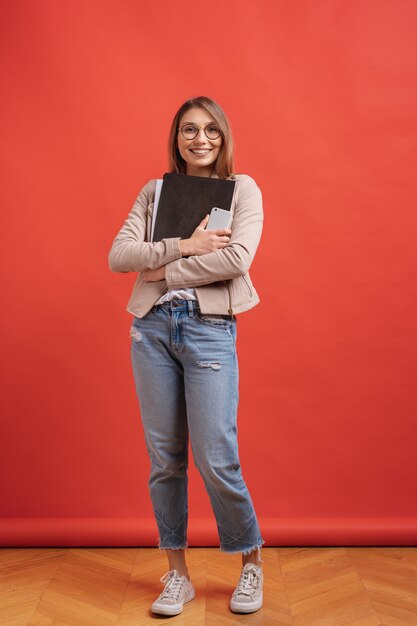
154, 287, 197, 304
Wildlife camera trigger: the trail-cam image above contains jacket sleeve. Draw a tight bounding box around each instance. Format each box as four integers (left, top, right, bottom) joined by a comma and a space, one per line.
164, 175, 263, 288
108, 179, 183, 273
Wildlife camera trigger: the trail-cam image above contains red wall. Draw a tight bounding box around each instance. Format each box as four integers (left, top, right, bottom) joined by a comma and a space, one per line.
1, 0, 416, 546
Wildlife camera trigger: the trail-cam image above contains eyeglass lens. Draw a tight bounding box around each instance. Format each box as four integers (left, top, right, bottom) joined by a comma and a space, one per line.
180, 124, 221, 140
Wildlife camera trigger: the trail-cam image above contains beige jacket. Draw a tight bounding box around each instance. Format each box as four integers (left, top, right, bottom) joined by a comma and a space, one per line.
108, 173, 264, 318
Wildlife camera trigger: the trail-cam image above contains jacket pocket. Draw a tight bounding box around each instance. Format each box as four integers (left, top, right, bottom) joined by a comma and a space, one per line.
229, 273, 254, 308
241, 274, 253, 298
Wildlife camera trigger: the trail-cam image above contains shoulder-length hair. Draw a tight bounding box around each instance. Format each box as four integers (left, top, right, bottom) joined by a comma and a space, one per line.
167, 96, 235, 179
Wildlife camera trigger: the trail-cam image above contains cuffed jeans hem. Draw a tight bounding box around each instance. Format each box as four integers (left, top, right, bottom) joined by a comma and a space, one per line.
157, 538, 189, 550
218, 538, 266, 556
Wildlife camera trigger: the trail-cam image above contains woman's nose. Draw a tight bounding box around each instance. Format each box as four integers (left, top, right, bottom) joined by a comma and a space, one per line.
195, 128, 208, 141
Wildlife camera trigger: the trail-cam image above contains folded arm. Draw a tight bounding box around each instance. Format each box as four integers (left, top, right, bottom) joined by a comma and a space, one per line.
108, 180, 183, 273
108, 175, 264, 289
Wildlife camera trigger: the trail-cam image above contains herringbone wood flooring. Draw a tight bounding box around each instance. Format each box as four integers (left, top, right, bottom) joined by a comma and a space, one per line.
0, 547, 416, 625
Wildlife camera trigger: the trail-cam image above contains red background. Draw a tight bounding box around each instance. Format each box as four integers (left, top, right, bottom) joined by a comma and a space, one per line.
1, 0, 416, 545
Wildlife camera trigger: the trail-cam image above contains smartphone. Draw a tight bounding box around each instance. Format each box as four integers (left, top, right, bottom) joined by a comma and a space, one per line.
206, 207, 232, 230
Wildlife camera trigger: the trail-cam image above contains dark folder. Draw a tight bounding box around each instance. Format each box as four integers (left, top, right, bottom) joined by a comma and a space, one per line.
151, 173, 237, 242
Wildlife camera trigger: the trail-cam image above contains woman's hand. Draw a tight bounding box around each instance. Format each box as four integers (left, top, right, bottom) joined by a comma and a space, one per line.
141, 214, 231, 280
142, 266, 166, 282
180, 214, 231, 256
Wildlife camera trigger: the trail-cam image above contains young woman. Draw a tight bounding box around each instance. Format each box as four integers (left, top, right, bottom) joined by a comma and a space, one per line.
108, 96, 265, 616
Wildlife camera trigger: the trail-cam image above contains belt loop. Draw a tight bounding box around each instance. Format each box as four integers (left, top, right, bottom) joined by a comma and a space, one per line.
187, 300, 194, 317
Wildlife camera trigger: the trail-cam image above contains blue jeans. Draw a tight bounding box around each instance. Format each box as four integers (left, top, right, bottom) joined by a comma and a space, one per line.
129, 298, 265, 555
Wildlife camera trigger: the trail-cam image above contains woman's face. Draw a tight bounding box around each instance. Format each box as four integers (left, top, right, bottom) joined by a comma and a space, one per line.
176, 107, 223, 177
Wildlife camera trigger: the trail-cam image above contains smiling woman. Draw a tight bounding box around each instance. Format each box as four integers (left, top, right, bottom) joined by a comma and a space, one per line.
176, 111, 223, 176
108, 95, 265, 617
168, 96, 235, 180
141, 99, 236, 300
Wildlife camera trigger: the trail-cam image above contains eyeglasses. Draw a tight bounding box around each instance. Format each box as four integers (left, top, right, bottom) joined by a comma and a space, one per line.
178, 123, 222, 140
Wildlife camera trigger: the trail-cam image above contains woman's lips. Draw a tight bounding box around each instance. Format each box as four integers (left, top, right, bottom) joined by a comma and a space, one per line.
190, 149, 212, 157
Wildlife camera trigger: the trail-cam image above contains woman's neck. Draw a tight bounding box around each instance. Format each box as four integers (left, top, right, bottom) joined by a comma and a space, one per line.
186, 164, 215, 177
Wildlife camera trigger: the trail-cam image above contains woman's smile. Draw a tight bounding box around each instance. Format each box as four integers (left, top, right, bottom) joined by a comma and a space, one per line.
189, 148, 212, 157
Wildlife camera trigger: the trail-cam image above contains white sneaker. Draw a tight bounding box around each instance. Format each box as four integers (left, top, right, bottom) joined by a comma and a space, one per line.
230, 562, 263, 613
151, 568, 195, 616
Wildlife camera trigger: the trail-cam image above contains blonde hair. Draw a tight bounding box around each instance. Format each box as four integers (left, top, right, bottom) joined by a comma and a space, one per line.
167, 96, 235, 179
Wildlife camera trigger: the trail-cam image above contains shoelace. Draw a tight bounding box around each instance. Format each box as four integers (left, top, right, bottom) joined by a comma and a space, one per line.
234, 564, 261, 598
158, 569, 187, 602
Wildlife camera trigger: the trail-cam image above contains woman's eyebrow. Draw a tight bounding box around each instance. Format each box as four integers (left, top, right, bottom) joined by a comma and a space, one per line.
181, 120, 216, 125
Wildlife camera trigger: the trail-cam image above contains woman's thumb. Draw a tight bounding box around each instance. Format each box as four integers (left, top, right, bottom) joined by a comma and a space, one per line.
200, 214, 210, 226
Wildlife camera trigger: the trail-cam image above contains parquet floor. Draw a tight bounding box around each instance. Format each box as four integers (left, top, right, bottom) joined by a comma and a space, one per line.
0, 547, 416, 625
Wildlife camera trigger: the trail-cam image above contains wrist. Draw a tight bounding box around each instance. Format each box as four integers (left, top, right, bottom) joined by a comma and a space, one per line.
179, 238, 192, 256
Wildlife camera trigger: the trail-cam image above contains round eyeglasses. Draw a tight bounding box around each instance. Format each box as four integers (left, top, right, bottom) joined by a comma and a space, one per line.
178, 123, 222, 140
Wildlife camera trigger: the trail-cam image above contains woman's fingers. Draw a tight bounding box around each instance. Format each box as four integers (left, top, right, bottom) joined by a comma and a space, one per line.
199, 214, 210, 226
188, 223, 231, 254
210, 228, 231, 236
212, 235, 230, 248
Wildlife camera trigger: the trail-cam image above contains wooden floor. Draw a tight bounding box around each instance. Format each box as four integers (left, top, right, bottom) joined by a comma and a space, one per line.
0, 546, 416, 625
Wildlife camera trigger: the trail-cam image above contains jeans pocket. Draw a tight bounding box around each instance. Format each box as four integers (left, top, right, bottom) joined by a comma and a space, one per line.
195, 311, 232, 329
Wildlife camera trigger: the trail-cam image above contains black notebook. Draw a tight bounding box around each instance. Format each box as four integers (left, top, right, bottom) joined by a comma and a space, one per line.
151, 173, 237, 242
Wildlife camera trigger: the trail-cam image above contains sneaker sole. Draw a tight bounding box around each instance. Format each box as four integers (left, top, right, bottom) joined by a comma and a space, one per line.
151, 587, 196, 616
230, 591, 263, 613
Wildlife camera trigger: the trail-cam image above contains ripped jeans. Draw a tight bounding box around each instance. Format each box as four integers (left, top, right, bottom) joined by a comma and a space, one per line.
129, 298, 265, 555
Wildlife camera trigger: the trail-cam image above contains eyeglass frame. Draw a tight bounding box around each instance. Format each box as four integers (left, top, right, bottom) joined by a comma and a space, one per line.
177, 122, 222, 140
